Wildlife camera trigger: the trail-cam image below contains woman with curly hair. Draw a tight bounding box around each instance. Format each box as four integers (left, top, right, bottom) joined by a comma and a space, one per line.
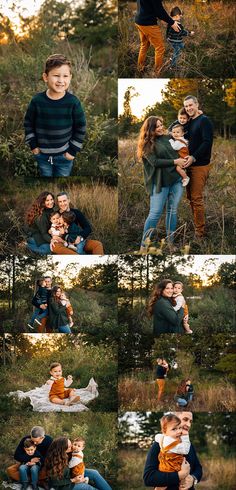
148, 279, 184, 335
48, 286, 72, 333
45, 437, 112, 490
137, 116, 186, 251
26, 191, 78, 255
175, 379, 194, 407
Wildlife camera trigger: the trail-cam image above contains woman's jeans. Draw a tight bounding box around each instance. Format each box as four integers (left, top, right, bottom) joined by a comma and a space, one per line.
19, 464, 40, 484
73, 483, 96, 490
141, 181, 183, 246
58, 324, 71, 333
176, 397, 188, 407
27, 237, 51, 255
84, 469, 112, 490
35, 153, 74, 177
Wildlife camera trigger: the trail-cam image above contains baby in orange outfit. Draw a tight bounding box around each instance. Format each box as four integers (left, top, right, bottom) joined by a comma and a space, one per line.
46, 362, 80, 406
69, 437, 89, 484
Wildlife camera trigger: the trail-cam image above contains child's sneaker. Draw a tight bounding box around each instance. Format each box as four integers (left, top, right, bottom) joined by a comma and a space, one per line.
182, 176, 190, 187
84, 477, 89, 484
34, 318, 42, 326
67, 244, 77, 251
27, 323, 34, 330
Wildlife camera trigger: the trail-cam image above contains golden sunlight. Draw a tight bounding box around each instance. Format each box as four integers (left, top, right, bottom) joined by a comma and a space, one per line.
1, 0, 44, 36
118, 79, 169, 119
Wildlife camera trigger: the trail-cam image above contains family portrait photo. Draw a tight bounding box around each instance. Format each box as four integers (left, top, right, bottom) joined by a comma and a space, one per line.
0, 255, 117, 338
0, 412, 116, 490
118, 78, 236, 254
118, 0, 236, 78
117, 411, 236, 490
118, 333, 236, 411
0, 333, 117, 414
0, 0, 117, 180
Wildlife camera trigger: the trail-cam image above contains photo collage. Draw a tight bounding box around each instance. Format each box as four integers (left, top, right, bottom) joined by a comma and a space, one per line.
0, 1, 235, 490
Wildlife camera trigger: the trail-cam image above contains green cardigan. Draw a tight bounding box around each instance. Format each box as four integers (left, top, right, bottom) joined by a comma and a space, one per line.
143, 135, 180, 195
49, 467, 73, 490
153, 296, 184, 335
48, 298, 69, 330
27, 207, 52, 246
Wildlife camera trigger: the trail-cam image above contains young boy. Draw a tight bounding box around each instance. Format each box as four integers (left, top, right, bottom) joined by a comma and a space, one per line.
46, 362, 80, 406
27, 278, 49, 330
169, 124, 190, 186
166, 6, 194, 69
19, 438, 43, 490
60, 211, 87, 254
173, 281, 193, 333
68, 437, 89, 484
24, 53, 86, 177
168, 107, 189, 136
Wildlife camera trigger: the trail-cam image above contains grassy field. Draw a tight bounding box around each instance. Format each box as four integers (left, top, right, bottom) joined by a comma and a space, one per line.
118, 373, 236, 412
118, 136, 235, 254
117, 448, 236, 490
118, 0, 236, 78
0, 179, 118, 254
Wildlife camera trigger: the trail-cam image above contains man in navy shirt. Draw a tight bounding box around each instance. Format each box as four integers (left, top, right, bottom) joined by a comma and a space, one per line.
143, 412, 202, 489
135, 0, 181, 73
182, 95, 213, 239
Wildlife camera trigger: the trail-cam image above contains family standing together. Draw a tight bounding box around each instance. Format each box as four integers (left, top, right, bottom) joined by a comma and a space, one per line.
138, 95, 213, 250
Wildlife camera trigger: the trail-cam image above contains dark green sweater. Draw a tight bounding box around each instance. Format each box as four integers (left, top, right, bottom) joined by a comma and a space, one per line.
143, 135, 180, 195
153, 296, 184, 335
48, 467, 73, 490
24, 91, 86, 156
27, 208, 52, 246
48, 298, 69, 329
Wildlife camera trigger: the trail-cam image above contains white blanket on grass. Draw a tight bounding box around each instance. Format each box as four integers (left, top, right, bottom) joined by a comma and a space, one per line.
8, 377, 98, 412
2, 484, 46, 490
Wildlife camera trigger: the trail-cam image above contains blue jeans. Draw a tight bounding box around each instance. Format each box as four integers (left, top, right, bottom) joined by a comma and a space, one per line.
19, 463, 40, 484
84, 469, 112, 490
141, 181, 183, 246
73, 484, 96, 490
176, 397, 188, 407
58, 324, 71, 333
30, 307, 48, 325
27, 237, 51, 255
35, 153, 74, 177
76, 239, 87, 255
170, 41, 184, 67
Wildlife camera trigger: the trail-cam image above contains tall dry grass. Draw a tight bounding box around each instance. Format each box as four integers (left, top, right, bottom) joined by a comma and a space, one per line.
118, 136, 235, 253
118, 375, 236, 411
0, 181, 118, 254
118, 1, 236, 78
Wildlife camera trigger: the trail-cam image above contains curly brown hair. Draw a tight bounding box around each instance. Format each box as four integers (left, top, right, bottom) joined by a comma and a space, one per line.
45, 437, 69, 479
147, 279, 175, 317
137, 116, 164, 160
26, 192, 54, 226
176, 379, 188, 396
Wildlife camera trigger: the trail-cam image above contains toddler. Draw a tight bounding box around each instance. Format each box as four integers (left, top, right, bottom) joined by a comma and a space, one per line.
69, 437, 89, 484
173, 281, 192, 333
48, 211, 66, 252
168, 107, 189, 137
46, 362, 80, 405
154, 413, 191, 490
60, 291, 74, 328
60, 211, 87, 254
19, 438, 43, 490
28, 278, 48, 329
169, 124, 190, 186
24, 53, 86, 177
166, 6, 194, 69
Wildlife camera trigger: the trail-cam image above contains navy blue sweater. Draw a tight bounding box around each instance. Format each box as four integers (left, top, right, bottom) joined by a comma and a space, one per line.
61, 208, 92, 239
167, 22, 189, 42
19, 448, 43, 467
14, 435, 53, 464
188, 115, 213, 166
135, 0, 174, 26
143, 441, 202, 488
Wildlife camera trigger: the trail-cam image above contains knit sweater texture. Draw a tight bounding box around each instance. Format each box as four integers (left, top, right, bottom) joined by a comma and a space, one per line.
135, 0, 174, 26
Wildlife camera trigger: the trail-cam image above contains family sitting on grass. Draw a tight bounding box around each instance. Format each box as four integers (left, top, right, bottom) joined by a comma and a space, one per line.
26, 191, 104, 256
135, 1, 194, 73
148, 279, 192, 335
27, 276, 74, 334
156, 358, 194, 408
6, 426, 112, 490
143, 412, 202, 489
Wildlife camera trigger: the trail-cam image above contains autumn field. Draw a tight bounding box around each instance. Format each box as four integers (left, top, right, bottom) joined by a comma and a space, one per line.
118, 0, 236, 78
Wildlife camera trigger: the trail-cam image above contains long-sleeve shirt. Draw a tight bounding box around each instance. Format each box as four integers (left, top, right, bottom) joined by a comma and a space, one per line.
24, 91, 86, 157
135, 0, 174, 26
172, 293, 185, 311
153, 296, 184, 335
155, 434, 191, 455
167, 23, 189, 42
32, 285, 48, 308
65, 208, 92, 239
14, 435, 53, 463
188, 114, 213, 166
143, 441, 202, 489
19, 449, 43, 467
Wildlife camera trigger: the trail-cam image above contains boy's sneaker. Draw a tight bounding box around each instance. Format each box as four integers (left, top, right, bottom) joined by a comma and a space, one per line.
34, 319, 42, 326
84, 477, 89, 484
27, 323, 34, 330
182, 176, 190, 187
67, 244, 77, 251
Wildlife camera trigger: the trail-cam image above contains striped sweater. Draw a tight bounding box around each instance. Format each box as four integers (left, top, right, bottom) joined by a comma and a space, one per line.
24, 91, 86, 156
